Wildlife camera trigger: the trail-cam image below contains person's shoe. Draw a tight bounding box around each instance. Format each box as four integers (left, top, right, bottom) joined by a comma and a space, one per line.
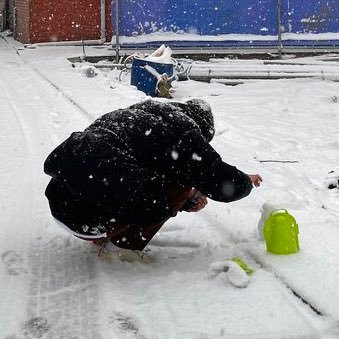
98, 242, 156, 264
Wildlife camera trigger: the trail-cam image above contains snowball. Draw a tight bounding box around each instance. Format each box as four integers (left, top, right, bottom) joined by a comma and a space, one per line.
207, 261, 228, 277
257, 201, 284, 240
225, 261, 249, 288
208, 261, 250, 288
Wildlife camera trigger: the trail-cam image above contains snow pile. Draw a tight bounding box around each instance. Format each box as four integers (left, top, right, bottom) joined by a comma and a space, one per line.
208, 260, 250, 288
145, 44, 174, 64
76, 64, 99, 78
257, 201, 282, 240
119, 31, 339, 43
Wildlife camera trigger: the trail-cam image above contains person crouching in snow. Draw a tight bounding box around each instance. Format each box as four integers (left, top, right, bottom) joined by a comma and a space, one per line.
44, 99, 262, 261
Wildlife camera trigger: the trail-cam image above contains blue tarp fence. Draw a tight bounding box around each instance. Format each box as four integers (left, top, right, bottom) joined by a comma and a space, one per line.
111, 0, 339, 48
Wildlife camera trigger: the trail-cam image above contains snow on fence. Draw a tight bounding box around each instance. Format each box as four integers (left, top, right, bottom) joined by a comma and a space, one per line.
178, 57, 339, 83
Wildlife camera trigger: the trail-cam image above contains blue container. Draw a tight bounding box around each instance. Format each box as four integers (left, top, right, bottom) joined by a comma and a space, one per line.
130, 57, 174, 97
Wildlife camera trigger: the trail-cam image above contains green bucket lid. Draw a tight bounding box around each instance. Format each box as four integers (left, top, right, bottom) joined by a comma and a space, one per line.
264, 209, 299, 255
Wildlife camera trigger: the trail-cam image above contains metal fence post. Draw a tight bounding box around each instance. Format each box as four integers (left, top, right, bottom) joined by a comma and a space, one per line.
115, 0, 120, 63
277, 0, 282, 58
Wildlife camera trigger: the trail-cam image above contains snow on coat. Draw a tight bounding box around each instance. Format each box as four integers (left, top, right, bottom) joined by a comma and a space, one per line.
44, 99, 252, 236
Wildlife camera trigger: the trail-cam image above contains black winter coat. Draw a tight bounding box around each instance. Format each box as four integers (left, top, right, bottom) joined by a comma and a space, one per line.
44, 99, 252, 236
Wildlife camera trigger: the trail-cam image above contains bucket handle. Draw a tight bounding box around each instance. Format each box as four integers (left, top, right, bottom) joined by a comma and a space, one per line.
269, 209, 289, 216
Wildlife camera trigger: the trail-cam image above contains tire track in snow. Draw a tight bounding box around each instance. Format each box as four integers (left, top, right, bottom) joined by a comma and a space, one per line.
26, 237, 101, 338
2, 36, 95, 123
0, 38, 102, 338
0, 59, 40, 335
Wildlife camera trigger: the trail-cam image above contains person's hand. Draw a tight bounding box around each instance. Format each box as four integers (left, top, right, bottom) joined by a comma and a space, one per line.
248, 174, 263, 187
186, 189, 208, 212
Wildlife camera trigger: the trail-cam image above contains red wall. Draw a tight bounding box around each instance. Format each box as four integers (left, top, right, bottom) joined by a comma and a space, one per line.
16, 0, 112, 44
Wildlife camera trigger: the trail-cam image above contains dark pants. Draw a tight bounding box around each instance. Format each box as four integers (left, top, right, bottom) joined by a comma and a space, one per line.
96, 185, 193, 251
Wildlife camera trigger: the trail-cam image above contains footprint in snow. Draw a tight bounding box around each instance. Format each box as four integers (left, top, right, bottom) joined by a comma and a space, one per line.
110, 312, 145, 338
5, 317, 50, 339
1, 250, 27, 276
21, 317, 50, 338
330, 95, 338, 103
326, 171, 339, 190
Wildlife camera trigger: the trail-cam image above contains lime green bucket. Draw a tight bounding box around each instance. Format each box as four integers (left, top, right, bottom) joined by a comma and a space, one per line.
263, 209, 299, 254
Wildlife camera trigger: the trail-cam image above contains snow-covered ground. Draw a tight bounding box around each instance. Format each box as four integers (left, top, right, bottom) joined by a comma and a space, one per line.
1, 35, 339, 338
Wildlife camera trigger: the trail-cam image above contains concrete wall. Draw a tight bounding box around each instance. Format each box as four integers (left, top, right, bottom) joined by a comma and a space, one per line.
0, 0, 15, 33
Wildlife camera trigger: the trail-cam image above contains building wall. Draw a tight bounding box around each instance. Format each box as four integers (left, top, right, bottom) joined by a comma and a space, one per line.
30, 0, 98, 43
14, 0, 112, 44
15, 0, 30, 43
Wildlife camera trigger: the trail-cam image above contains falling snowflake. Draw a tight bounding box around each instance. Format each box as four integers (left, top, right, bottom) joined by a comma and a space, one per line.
192, 153, 202, 161
171, 150, 179, 160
